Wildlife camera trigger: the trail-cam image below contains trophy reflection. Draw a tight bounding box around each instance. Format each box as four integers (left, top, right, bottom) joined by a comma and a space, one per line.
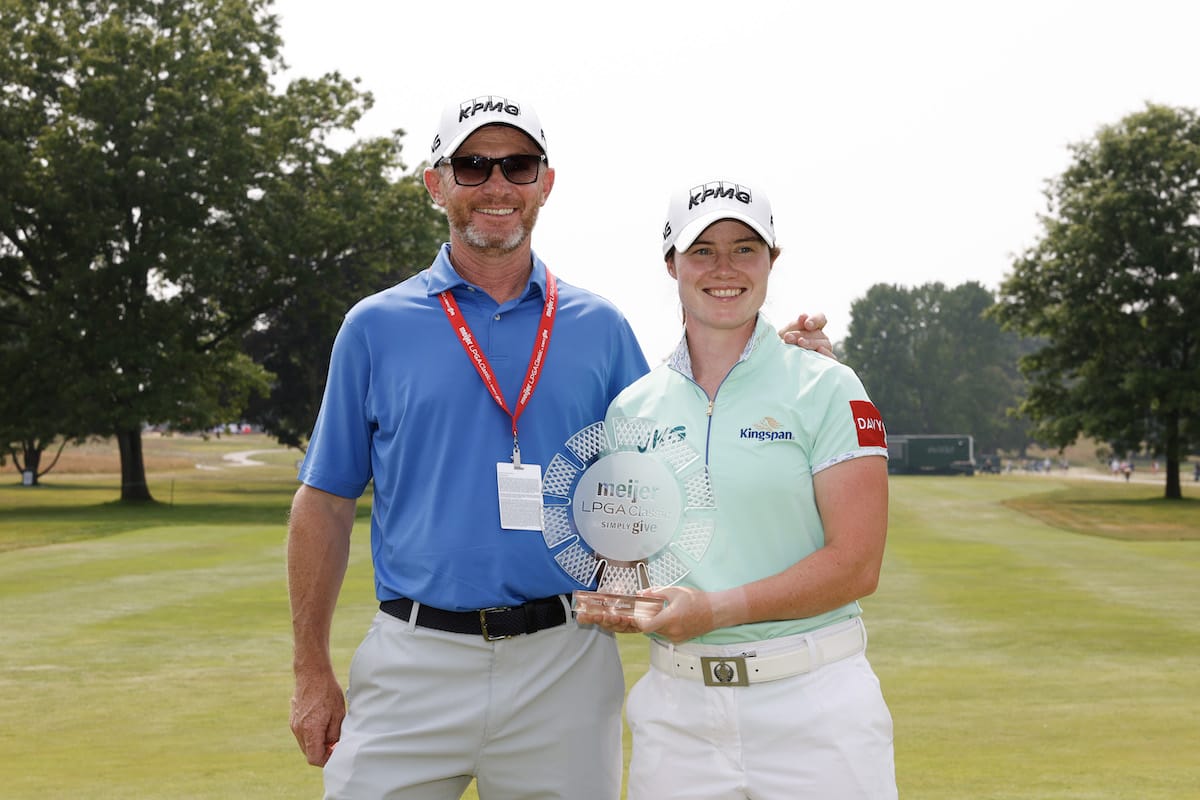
572, 550, 666, 621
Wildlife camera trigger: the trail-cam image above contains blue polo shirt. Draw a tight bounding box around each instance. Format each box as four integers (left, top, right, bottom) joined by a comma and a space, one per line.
299, 244, 649, 610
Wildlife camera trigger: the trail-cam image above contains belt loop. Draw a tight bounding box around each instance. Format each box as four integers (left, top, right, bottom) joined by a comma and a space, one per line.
804, 631, 820, 670
406, 600, 421, 632
668, 642, 678, 678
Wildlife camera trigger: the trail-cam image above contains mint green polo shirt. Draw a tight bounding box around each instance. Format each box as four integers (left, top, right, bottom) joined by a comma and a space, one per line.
605, 316, 888, 645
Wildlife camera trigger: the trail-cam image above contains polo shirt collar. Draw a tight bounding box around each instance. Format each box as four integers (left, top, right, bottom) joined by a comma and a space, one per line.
667, 314, 773, 379
425, 242, 550, 302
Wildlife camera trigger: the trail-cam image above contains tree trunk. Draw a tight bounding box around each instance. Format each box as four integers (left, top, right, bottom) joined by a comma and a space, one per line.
117, 428, 154, 502
1163, 412, 1181, 500
20, 440, 41, 487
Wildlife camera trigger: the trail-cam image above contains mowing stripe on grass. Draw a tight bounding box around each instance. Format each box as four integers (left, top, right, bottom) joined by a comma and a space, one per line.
1, 467, 1197, 798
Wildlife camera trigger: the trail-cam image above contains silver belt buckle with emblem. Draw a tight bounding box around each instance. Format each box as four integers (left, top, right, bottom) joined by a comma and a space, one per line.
700, 655, 749, 687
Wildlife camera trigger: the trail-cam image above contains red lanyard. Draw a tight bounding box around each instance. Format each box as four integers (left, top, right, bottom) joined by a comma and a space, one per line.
439, 271, 558, 465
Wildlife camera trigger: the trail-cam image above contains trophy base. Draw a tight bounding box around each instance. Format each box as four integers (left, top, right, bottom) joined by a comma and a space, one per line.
572, 590, 666, 620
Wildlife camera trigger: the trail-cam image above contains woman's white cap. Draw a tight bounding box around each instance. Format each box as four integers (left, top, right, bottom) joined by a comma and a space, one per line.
662, 180, 774, 257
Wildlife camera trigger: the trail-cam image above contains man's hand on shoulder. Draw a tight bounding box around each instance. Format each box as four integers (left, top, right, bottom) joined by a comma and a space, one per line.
779, 312, 836, 359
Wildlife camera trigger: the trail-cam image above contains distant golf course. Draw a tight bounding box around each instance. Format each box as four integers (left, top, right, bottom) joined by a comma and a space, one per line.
1, 434, 1197, 799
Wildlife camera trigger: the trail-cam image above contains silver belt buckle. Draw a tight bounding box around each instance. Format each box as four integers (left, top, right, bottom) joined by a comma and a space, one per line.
479, 607, 515, 641
700, 655, 749, 687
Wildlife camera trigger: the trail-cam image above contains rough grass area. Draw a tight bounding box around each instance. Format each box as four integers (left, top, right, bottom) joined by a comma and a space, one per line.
6, 431, 299, 479
1003, 482, 1200, 541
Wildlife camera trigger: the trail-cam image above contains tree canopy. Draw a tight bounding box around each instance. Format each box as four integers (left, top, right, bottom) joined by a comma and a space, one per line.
241, 139, 446, 449
0, 0, 443, 498
990, 103, 1200, 499
842, 280, 1032, 455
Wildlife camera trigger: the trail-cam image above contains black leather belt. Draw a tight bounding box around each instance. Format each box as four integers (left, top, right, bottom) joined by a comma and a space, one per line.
380, 596, 569, 641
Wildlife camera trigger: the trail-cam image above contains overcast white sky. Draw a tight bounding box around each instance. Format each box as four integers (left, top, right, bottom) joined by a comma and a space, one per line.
271, 0, 1200, 359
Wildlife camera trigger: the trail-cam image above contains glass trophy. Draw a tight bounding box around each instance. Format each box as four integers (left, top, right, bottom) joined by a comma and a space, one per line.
541, 417, 715, 621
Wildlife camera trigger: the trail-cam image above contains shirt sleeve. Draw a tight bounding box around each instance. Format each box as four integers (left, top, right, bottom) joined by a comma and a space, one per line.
296, 316, 375, 498
809, 364, 889, 474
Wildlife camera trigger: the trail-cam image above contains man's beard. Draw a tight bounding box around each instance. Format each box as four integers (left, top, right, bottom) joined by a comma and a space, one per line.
450, 206, 541, 255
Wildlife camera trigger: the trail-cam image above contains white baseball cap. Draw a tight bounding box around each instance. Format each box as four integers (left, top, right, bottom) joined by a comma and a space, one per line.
662, 180, 775, 257
430, 94, 549, 163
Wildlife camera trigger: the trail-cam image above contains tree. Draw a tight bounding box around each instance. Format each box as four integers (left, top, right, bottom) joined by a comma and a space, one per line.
241, 140, 447, 449
0, 0, 379, 500
0, 326, 76, 486
990, 103, 1200, 500
842, 281, 1032, 454
0, 266, 91, 484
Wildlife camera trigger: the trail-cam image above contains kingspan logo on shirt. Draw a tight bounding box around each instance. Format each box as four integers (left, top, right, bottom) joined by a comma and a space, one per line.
739, 416, 795, 442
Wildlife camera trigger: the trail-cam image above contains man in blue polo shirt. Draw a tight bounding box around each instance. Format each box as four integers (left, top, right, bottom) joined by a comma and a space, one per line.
286, 94, 833, 799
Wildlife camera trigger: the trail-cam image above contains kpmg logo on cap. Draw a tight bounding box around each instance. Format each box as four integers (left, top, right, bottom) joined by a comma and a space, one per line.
458, 95, 522, 123
688, 181, 753, 210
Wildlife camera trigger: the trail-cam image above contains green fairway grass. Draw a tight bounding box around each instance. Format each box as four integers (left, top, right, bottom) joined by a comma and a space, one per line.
876, 474, 1198, 798
1, 438, 1197, 798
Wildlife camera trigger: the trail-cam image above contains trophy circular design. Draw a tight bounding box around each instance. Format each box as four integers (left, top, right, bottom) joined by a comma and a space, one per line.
572, 450, 682, 562
541, 417, 716, 597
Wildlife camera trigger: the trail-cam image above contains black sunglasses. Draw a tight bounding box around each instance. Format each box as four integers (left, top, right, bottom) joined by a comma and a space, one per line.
437, 153, 547, 186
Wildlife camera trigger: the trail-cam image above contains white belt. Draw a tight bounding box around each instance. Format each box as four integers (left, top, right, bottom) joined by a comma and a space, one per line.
649, 619, 866, 687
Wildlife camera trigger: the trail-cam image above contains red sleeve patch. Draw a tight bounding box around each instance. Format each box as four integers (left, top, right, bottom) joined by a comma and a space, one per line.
849, 400, 887, 448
